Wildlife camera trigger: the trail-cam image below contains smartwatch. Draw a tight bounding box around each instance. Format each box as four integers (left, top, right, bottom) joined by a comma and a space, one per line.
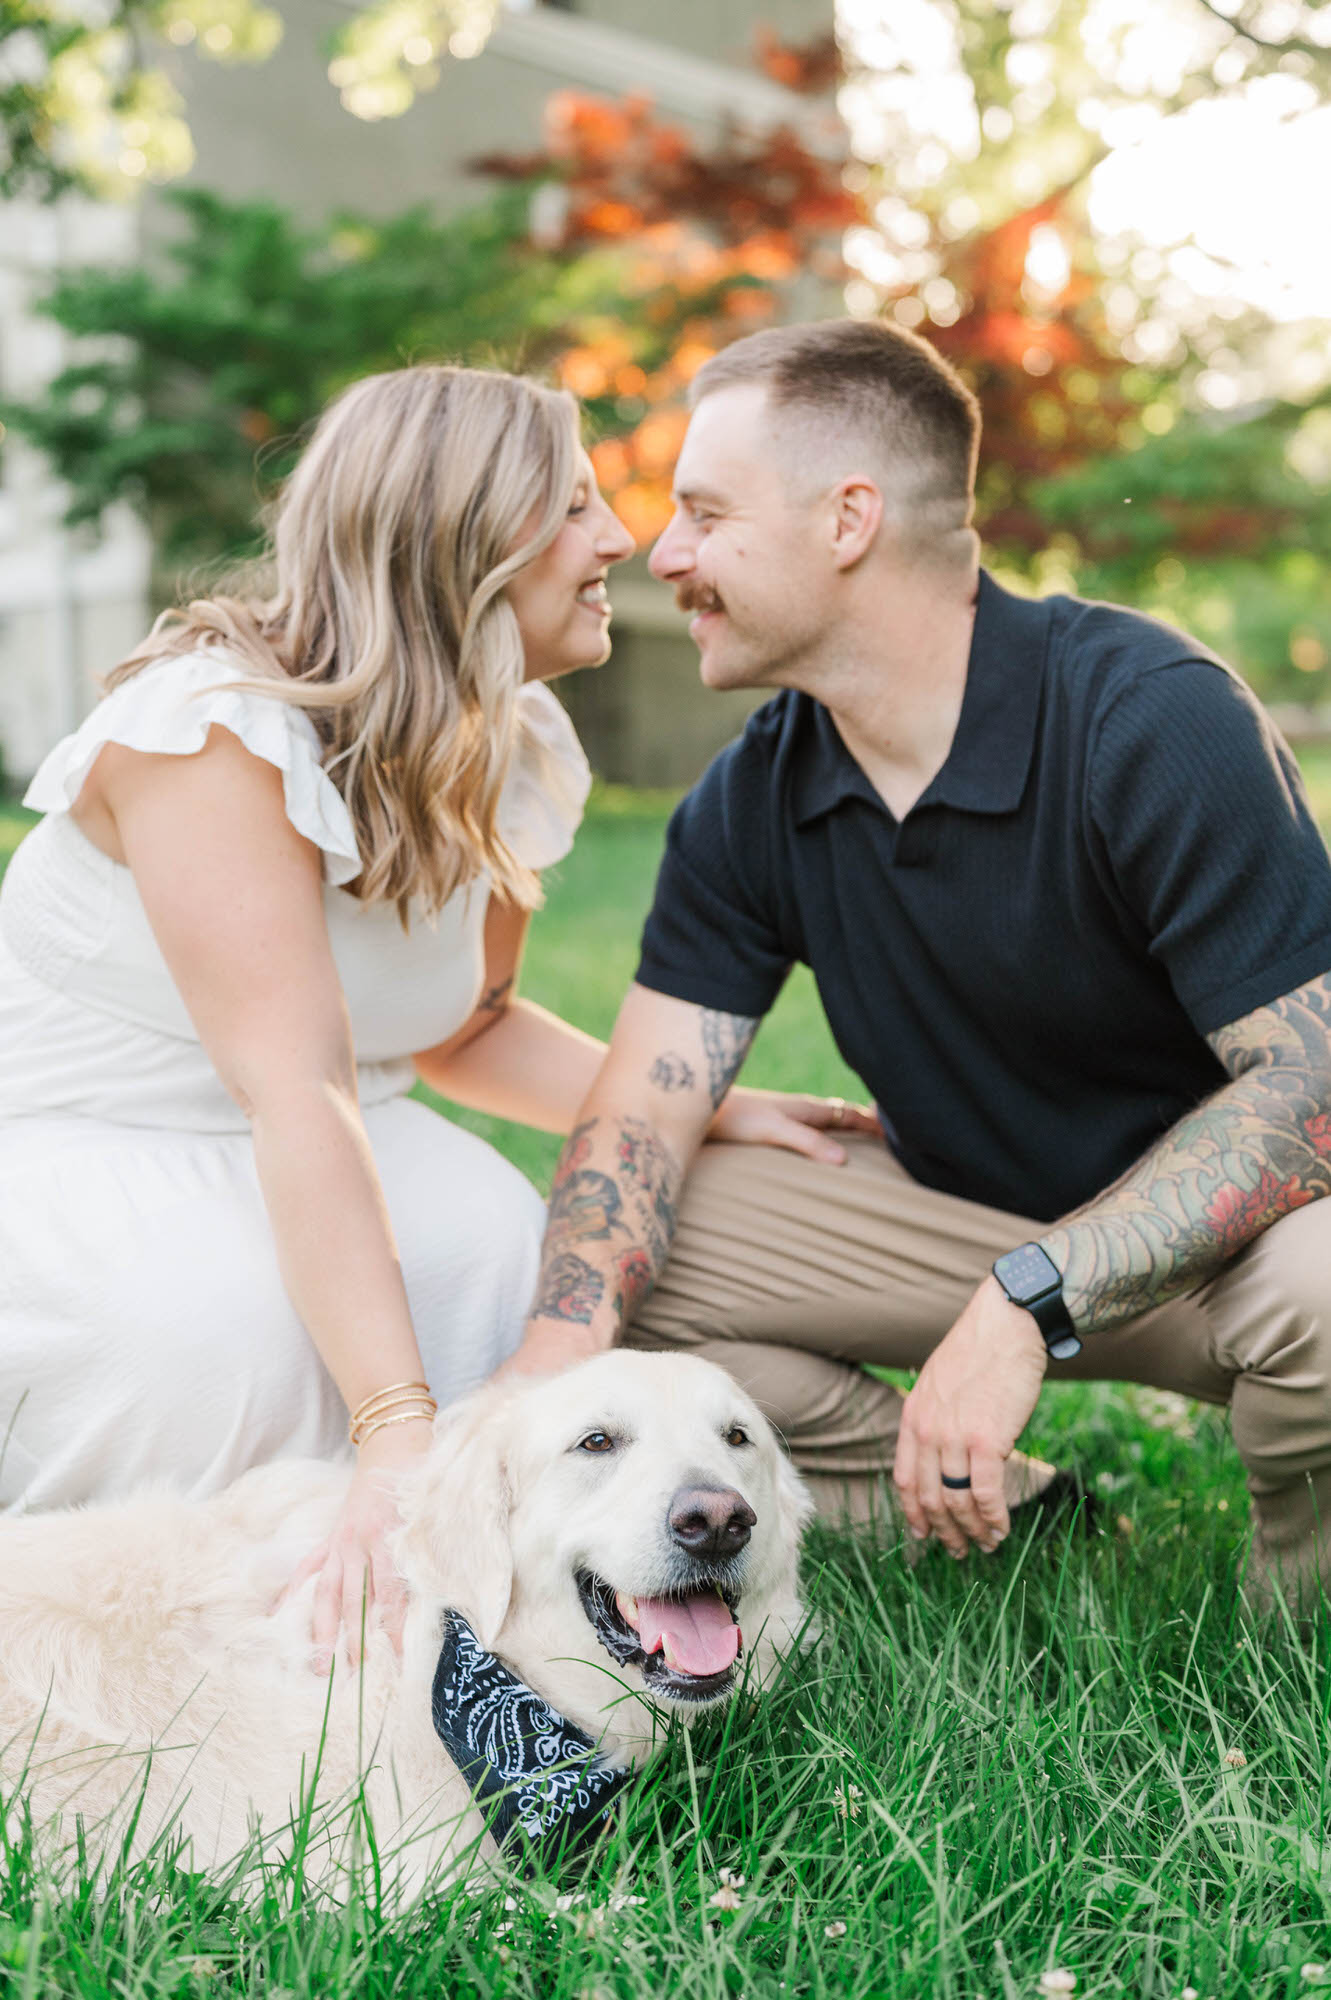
991, 1243, 1082, 1362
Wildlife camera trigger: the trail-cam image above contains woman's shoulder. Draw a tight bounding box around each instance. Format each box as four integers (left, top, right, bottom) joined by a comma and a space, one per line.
497, 681, 592, 872
23, 648, 362, 886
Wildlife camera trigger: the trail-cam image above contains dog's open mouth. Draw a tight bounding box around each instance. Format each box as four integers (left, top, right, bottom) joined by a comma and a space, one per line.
576, 1571, 743, 1703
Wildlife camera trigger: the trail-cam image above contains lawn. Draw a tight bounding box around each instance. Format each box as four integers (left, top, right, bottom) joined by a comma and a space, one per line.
3, 754, 1331, 1997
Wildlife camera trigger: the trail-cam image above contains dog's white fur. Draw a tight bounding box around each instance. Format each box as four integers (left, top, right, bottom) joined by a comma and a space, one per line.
0, 1351, 809, 1894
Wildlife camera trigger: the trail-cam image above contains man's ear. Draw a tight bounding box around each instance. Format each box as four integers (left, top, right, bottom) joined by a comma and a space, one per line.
394, 1390, 516, 1648
829, 477, 883, 570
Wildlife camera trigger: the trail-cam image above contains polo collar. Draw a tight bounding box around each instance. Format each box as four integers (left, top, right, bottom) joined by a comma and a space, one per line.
791, 570, 1053, 827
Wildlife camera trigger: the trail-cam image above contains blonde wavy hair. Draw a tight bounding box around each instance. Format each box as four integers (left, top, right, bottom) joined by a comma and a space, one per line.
109, 364, 583, 921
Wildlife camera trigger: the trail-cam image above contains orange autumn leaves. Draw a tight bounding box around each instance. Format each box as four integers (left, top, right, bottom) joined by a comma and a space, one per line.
476, 88, 855, 545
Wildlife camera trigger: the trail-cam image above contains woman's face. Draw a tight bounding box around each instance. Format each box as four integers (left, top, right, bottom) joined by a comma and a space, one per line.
506, 452, 636, 684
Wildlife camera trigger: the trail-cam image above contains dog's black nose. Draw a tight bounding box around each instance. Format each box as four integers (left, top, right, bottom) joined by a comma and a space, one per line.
668, 1485, 756, 1560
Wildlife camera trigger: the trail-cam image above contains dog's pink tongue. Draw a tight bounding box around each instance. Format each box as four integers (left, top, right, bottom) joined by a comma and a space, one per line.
636, 1593, 740, 1676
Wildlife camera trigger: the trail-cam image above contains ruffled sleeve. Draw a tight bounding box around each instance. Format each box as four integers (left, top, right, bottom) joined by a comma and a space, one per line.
497, 682, 592, 871
23, 651, 363, 887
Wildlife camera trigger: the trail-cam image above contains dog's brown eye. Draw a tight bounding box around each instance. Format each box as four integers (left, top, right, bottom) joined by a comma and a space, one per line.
725, 1425, 751, 1448
577, 1431, 616, 1454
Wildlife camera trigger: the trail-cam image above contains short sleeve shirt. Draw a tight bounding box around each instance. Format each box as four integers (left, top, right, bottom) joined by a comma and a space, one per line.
636, 573, 1331, 1223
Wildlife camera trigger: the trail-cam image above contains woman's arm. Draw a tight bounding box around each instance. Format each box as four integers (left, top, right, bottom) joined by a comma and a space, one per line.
415, 899, 606, 1132
89, 725, 428, 1666
417, 896, 879, 1156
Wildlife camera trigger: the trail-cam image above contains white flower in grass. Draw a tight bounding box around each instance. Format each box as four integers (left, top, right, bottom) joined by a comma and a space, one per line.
709, 1885, 743, 1912
1301, 1966, 1327, 1981
1181, 1986, 1199, 1998
718, 1867, 746, 1890
1222, 1747, 1247, 1769
1039, 1971, 1076, 1995
825, 1920, 848, 1940
833, 1783, 863, 1821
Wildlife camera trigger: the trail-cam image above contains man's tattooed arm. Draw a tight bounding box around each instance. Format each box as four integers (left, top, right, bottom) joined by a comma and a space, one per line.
529, 1114, 684, 1331
525, 999, 763, 1341
700, 1011, 760, 1110
1038, 972, 1331, 1330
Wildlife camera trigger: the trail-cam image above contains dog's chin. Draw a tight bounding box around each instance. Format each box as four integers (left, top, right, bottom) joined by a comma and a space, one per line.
575, 1570, 744, 1709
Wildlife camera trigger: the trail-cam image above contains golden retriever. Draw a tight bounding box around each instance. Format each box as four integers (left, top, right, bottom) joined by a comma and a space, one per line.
0, 1351, 810, 1895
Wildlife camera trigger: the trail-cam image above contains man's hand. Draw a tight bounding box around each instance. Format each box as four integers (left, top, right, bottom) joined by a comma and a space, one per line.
893, 1277, 1048, 1558
494, 1320, 606, 1383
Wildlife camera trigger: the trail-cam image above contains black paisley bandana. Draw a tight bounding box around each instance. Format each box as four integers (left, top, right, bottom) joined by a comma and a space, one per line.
431, 1612, 631, 1869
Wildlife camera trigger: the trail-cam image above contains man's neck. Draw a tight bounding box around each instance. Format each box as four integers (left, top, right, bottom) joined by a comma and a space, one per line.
802, 564, 979, 822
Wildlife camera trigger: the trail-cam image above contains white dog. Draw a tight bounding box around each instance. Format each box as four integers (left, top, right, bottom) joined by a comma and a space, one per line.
0, 1351, 810, 1895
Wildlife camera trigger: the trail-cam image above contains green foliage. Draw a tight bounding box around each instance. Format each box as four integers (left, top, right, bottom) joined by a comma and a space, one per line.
1028, 396, 1331, 700
0, 0, 490, 201
0, 186, 620, 569
0, 0, 283, 199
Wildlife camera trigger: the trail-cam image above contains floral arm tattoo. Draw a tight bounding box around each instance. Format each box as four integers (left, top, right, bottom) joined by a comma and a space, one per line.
1039, 971, 1331, 1331
530, 1115, 684, 1328
529, 1005, 761, 1332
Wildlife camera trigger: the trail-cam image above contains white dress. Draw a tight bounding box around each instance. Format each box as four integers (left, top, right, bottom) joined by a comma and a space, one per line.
0, 651, 590, 1511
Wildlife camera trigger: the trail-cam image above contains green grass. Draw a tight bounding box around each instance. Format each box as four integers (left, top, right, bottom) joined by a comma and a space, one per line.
3, 764, 1331, 1995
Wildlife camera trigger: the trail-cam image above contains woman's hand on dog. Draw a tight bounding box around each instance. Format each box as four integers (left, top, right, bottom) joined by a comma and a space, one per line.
280, 1422, 429, 1672
708, 1087, 881, 1163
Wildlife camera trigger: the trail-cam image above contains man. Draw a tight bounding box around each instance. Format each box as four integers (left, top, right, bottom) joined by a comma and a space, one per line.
508, 318, 1331, 1602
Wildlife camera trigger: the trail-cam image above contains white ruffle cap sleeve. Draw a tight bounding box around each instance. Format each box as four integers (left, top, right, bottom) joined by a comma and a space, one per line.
23, 651, 363, 886
497, 682, 592, 871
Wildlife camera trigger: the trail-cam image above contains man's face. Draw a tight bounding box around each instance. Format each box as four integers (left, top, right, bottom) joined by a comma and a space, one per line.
648, 384, 834, 692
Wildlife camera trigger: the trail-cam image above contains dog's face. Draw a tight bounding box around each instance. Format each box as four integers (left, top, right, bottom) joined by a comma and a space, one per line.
396, 1351, 810, 1750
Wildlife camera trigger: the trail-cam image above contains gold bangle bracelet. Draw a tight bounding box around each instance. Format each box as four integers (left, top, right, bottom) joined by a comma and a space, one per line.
349, 1394, 436, 1441
348, 1379, 431, 1427
353, 1406, 437, 1448
348, 1389, 435, 1430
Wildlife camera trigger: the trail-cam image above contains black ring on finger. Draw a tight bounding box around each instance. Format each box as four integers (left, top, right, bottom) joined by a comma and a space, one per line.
940, 1472, 973, 1490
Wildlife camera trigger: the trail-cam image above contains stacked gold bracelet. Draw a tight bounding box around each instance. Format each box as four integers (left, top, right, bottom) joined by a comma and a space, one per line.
348, 1379, 438, 1448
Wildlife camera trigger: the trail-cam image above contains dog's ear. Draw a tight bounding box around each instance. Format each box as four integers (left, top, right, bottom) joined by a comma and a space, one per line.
737, 1441, 817, 1684
770, 1443, 814, 1596
774, 1443, 815, 1551
393, 1389, 516, 1648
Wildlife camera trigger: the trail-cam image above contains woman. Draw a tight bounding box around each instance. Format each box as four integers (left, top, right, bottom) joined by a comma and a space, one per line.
0, 364, 860, 1664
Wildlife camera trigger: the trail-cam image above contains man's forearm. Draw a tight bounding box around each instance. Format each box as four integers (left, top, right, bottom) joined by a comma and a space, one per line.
527, 1110, 686, 1347
1040, 972, 1331, 1330
519, 993, 763, 1361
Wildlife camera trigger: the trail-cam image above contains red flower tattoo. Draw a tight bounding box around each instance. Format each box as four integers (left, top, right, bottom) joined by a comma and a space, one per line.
1307, 1111, 1331, 1158
1204, 1169, 1318, 1257
612, 1247, 654, 1322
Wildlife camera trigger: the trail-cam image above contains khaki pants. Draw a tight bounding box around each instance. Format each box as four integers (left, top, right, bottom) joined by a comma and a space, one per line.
626, 1136, 1331, 1603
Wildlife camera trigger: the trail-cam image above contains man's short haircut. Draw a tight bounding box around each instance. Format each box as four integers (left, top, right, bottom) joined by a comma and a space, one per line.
690, 319, 981, 565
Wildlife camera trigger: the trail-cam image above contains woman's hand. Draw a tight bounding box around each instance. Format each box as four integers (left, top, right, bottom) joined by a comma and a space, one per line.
708, 1085, 882, 1164
285, 1420, 432, 1674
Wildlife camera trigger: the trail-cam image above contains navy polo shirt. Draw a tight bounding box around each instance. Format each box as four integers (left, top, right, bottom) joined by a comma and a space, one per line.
636, 573, 1331, 1222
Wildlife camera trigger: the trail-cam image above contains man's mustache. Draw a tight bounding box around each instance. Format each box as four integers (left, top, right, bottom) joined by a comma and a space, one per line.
674, 586, 724, 616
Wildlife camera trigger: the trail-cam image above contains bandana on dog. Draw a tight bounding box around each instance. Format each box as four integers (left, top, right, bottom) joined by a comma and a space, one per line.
431, 1613, 630, 1868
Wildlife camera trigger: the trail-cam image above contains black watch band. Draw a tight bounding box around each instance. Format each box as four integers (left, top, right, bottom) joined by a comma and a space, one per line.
992, 1244, 1082, 1363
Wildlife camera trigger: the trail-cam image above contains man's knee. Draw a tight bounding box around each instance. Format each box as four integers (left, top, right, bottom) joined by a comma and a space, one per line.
1215, 1199, 1331, 1481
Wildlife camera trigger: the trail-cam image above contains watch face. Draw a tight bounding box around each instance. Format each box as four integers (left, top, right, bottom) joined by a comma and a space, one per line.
994, 1243, 1062, 1302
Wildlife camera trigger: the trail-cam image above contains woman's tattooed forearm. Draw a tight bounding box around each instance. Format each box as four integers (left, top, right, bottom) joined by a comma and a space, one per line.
1041, 973, 1331, 1330
700, 1011, 760, 1110
530, 1116, 684, 1327
478, 976, 514, 1016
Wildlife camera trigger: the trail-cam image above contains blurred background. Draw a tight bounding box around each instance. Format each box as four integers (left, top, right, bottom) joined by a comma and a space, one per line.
1, 0, 1329, 790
